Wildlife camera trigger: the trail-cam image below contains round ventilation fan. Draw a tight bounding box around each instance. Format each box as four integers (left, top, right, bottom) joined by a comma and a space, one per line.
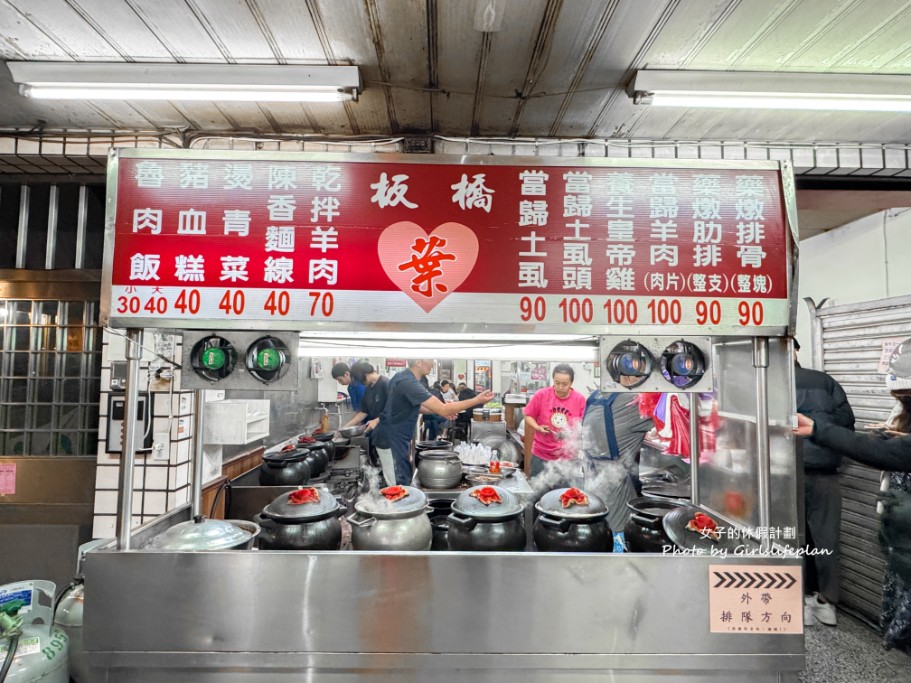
190, 335, 237, 383
659, 340, 707, 389
245, 336, 291, 384
605, 340, 654, 389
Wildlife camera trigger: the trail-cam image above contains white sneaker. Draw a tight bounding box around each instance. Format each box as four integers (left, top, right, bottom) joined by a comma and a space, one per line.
803, 604, 818, 627
804, 593, 818, 606
812, 598, 837, 626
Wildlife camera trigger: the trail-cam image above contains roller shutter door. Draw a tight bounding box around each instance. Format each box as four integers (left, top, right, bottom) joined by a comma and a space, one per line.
815, 295, 911, 624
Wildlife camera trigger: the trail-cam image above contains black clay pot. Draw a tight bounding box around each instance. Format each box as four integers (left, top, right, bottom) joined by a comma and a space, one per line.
447, 485, 525, 552
427, 499, 453, 551
533, 488, 611, 553
260, 448, 312, 486
447, 512, 525, 552
255, 488, 343, 550
624, 497, 691, 553
534, 514, 612, 553
302, 444, 330, 477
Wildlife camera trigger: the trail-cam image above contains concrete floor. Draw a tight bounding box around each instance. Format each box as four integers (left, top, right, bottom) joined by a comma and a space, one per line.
801, 609, 911, 683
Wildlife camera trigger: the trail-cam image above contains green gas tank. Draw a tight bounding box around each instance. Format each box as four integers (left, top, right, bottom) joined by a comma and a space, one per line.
0, 580, 68, 683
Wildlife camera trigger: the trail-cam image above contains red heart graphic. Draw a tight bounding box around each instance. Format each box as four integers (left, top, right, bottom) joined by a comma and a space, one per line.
377, 221, 479, 313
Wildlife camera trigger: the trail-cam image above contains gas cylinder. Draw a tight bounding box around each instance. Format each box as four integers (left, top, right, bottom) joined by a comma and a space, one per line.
0, 580, 68, 683
52, 538, 108, 683
52, 582, 85, 682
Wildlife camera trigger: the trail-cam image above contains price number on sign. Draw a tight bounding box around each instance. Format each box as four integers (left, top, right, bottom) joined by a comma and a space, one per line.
144, 296, 167, 314
738, 301, 764, 326
264, 291, 290, 316
116, 296, 140, 314
603, 299, 638, 324
219, 290, 246, 315
648, 298, 682, 325
559, 297, 594, 323
519, 296, 546, 322
308, 292, 334, 317
695, 300, 722, 325
174, 289, 201, 314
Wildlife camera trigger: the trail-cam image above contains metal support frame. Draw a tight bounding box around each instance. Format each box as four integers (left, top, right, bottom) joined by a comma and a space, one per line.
689, 395, 700, 504
192, 389, 206, 518
753, 337, 772, 553
116, 328, 143, 550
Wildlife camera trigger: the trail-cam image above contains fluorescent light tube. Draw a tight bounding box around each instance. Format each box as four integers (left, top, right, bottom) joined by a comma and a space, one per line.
298, 342, 597, 362
20, 86, 353, 102
631, 69, 911, 113
8, 62, 360, 103
649, 92, 911, 112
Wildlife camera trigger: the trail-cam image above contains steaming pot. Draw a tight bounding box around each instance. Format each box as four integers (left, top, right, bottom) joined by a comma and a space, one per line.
447, 485, 525, 552
533, 487, 612, 553
347, 486, 432, 550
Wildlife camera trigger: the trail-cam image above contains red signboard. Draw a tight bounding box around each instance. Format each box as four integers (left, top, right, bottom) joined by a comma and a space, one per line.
103, 151, 794, 333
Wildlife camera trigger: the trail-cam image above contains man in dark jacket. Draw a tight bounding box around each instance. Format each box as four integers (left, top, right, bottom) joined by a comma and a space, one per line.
795, 340, 855, 627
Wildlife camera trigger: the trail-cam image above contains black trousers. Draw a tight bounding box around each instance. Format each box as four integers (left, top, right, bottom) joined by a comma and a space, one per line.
804, 470, 842, 603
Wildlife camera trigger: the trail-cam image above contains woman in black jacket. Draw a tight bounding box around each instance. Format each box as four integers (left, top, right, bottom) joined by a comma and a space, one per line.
796, 392, 911, 656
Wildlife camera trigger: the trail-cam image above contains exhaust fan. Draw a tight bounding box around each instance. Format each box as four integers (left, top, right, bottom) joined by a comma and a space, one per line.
189, 335, 237, 383
659, 340, 707, 389
245, 336, 292, 384
605, 340, 654, 389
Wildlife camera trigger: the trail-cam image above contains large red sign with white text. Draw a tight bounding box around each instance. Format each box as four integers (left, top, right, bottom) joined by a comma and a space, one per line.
103, 151, 794, 333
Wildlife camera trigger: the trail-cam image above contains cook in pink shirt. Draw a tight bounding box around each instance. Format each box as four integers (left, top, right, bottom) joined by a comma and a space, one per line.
523, 363, 587, 477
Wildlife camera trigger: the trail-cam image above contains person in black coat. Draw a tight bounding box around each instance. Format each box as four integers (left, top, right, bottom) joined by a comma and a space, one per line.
797, 391, 911, 656
794, 341, 855, 627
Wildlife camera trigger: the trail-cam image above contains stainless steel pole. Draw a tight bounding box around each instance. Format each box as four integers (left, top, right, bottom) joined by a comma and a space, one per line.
116, 328, 143, 550
191, 389, 206, 518
689, 394, 700, 505
753, 337, 772, 553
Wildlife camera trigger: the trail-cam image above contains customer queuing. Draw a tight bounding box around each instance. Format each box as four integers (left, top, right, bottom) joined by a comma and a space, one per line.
794, 340, 855, 627
796, 353, 911, 655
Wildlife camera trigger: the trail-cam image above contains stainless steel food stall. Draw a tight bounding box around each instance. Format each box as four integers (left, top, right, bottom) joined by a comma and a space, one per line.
79, 150, 804, 682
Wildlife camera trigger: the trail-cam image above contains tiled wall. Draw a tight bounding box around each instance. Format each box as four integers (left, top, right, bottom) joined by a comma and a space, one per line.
93, 331, 194, 539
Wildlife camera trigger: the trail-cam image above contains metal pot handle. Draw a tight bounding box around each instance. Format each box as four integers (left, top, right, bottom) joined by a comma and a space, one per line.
448, 511, 477, 531
631, 513, 663, 531
539, 514, 572, 533
254, 513, 277, 530
346, 512, 377, 528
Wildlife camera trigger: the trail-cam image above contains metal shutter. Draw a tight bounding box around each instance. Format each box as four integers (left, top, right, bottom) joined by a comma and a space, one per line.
809, 294, 911, 625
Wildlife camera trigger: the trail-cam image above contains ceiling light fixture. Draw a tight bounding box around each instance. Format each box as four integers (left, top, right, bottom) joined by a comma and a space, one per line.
298, 340, 598, 363
8, 62, 360, 103
630, 69, 911, 112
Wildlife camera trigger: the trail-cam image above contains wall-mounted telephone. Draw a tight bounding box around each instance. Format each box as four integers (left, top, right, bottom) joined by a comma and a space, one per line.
105, 393, 153, 454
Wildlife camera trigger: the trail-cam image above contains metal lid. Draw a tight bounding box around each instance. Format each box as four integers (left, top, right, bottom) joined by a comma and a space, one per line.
262, 487, 339, 523
626, 496, 693, 518
661, 507, 741, 555
354, 485, 428, 517
535, 487, 608, 519
145, 517, 256, 551
418, 449, 459, 460
263, 447, 309, 465
452, 485, 524, 519
641, 480, 692, 500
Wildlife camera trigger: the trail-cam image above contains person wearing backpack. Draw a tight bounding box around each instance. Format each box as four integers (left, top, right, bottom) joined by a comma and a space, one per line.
581, 391, 654, 552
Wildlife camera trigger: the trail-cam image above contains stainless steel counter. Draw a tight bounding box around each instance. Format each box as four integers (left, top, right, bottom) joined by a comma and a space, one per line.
81, 543, 803, 682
